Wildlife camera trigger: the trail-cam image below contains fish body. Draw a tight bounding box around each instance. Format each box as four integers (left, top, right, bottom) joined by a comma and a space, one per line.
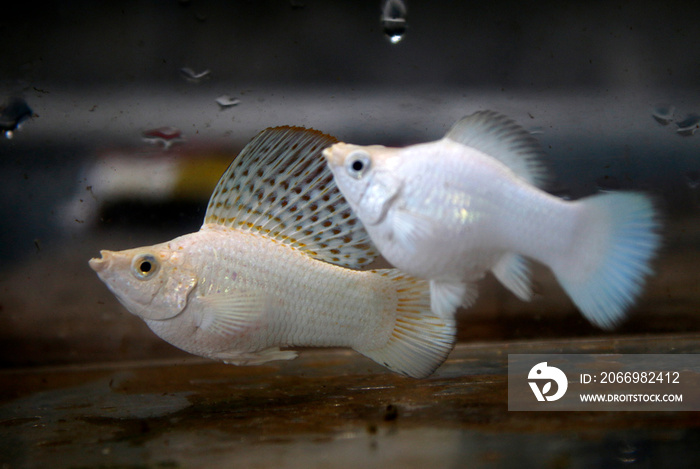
90, 127, 455, 378
324, 111, 661, 329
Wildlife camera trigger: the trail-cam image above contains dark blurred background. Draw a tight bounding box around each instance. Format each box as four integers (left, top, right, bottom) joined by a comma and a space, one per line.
3, 1, 700, 89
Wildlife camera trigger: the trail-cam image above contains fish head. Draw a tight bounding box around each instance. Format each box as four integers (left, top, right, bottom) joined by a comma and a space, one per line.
323, 142, 402, 225
89, 243, 198, 321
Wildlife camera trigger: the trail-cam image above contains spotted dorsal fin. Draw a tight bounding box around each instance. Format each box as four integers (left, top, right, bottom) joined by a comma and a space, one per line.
445, 110, 549, 188
204, 126, 378, 268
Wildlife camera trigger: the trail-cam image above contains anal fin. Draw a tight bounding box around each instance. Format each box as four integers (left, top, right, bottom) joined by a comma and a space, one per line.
492, 252, 532, 301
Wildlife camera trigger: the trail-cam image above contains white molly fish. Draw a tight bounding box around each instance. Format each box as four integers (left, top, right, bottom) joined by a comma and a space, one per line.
323, 111, 661, 329
89, 126, 455, 378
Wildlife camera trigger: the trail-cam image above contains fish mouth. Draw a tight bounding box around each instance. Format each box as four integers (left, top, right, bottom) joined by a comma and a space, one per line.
88, 250, 113, 273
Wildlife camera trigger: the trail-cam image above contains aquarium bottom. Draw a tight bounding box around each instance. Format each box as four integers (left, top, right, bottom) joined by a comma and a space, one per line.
1, 334, 698, 468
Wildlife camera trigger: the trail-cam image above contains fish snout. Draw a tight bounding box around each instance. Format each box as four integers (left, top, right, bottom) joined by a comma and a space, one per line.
88, 250, 114, 273
322, 143, 349, 166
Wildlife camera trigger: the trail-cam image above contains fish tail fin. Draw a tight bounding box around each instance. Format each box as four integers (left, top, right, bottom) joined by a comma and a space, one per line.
552, 192, 661, 329
357, 270, 457, 378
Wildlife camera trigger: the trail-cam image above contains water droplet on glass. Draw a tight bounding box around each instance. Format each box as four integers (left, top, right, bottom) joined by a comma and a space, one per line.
676, 113, 700, 137
651, 104, 675, 126
685, 170, 700, 189
0, 97, 33, 138
215, 95, 241, 109
381, 0, 407, 44
142, 126, 185, 149
180, 67, 211, 83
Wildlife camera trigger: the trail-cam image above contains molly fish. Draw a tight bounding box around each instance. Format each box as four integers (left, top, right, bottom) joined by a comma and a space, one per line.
90, 127, 455, 378
324, 111, 661, 329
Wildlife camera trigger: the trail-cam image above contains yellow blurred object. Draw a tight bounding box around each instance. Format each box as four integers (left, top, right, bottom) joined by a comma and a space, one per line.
173, 155, 232, 199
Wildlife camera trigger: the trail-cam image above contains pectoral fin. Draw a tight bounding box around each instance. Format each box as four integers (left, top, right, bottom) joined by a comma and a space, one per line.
391, 209, 434, 253
198, 289, 268, 336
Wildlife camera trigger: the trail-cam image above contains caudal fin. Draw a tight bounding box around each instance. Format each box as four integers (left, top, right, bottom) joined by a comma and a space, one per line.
358, 270, 457, 378
553, 192, 661, 329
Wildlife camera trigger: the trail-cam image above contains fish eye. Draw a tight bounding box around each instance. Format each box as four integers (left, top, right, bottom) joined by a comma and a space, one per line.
131, 254, 160, 280
346, 151, 371, 179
